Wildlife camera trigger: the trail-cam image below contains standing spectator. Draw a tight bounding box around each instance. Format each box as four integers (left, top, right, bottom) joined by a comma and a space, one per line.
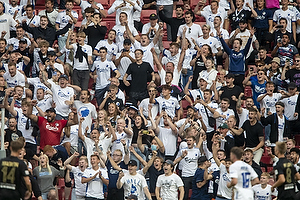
66, 30, 92, 90
74, 0, 106, 17
213, 98, 235, 128
261, 102, 291, 145
156, 0, 173, 41
155, 160, 184, 200
271, 33, 299, 67
108, 0, 141, 25
142, 14, 159, 42
4, 117, 23, 156
243, 149, 262, 178
20, 5, 40, 29
272, 142, 300, 200
82, 154, 109, 200
227, 147, 259, 200
116, 160, 152, 200
38, 0, 59, 27
271, 18, 296, 47
83, 13, 107, 49
282, 55, 300, 89
158, 5, 185, 42
190, 156, 213, 200
123, 49, 155, 105
94, 29, 118, 62
230, 107, 264, 164
273, 0, 297, 42
0, 1, 17, 40
0, 140, 32, 200
3, 62, 25, 88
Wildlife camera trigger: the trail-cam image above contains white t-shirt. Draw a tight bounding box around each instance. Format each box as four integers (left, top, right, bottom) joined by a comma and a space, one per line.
36, 97, 52, 113
229, 160, 258, 200
155, 96, 180, 119
38, 9, 58, 26
115, 51, 135, 80
229, 29, 257, 59
15, 108, 36, 144
108, 0, 141, 25
158, 68, 180, 86
84, 136, 112, 166
71, 166, 87, 197
157, 127, 178, 156
189, 89, 215, 101
79, 0, 104, 14
27, 77, 51, 99
120, 173, 148, 200
217, 163, 232, 199
195, 102, 218, 132
201, 6, 227, 29
20, 15, 40, 27
156, 173, 184, 200
252, 184, 277, 200
238, 108, 249, 128
281, 94, 298, 121
91, 59, 117, 90
198, 69, 218, 89
3, 70, 25, 88
60, 45, 73, 65
71, 43, 92, 70
273, 8, 296, 33
141, 22, 160, 41
214, 107, 235, 128
50, 82, 75, 117
113, 24, 139, 44
139, 98, 158, 118
176, 147, 202, 177
61, 124, 79, 147
74, 100, 97, 133
162, 50, 180, 68
157, 0, 173, 5
182, 48, 197, 70
210, 28, 230, 50
277, 115, 285, 142
177, 23, 203, 48
95, 39, 118, 61
133, 40, 154, 68
258, 93, 282, 117
0, 13, 17, 39
83, 167, 108, 199
196, 36, 221, 54
111, 130, 132, 157
56, 10, 78, 31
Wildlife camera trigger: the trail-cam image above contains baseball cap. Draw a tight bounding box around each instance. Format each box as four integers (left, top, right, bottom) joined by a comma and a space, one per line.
225, 73, 235, 79
199, 77, 208, 82
128, 160, 137, 166
58, 74, 69, 81
218, 123, 228, 129
149, 13, 158, 20
163, 159, 174, 167
198, 156, 208, 164
46, 107, 56, 114
271, 57, 280, 65
126, 195, 138, 200
288, 82, 297, 89
123, 38, 131, 45
19, 38, 27, 44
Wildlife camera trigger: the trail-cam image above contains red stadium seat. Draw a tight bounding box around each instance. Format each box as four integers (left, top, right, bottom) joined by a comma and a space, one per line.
162, 41, 171, 49
36, 0, 45, 6
294, 135, 300, 146
260, 155, 273, 165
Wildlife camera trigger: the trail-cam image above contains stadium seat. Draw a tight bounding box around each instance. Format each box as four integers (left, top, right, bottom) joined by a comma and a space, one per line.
294, 135, 300, 146
244, 86, 253, 97
260, 155, 273, 165
162, 41, 171, 49
35, 0, 44, 6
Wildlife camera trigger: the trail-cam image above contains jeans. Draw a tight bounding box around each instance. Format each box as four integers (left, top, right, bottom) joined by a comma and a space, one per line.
182, 176, 193, 200
265, 124, 271, 141
181, 69, 193, 89
95, 84, 110, 106
129, 90, 148, 106
58, 34, 68, 61
73, 69, 90, 90
130, 146, 146, 168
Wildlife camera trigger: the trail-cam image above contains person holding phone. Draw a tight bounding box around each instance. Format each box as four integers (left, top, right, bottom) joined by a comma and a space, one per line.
271, 18, 296, 47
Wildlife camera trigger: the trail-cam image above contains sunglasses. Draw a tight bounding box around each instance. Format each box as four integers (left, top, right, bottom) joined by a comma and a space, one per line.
295, 60, 300, 62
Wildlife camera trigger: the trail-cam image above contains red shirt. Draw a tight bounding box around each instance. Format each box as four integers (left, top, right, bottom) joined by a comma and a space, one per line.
37, 116, 68, 149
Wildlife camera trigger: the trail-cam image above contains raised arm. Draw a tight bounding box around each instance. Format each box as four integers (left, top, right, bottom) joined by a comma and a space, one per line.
129, 146, 148, 166
77, 117, 85, 141
4, 88, 17, 117
137, 131, 145, 153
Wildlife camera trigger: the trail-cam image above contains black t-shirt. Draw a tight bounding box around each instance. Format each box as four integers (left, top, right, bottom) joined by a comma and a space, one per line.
274, 157, 297, 199
131, 124, 152, 146
285, 69, 300, 90
4, 129, 22, 144
148, 165, 164, 193
242, 120, 264, 148
229, 9, 252, 30
126, 62, 154, 93
0, 156, 29, 200
263, 56, 273, 65
220, 85, 243, 111
192, 55, 207, 89
106, 160, 128, 189
104, 97, 125, 111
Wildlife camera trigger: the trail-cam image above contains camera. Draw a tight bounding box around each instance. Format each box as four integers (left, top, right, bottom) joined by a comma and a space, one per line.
162, 107, 166, 111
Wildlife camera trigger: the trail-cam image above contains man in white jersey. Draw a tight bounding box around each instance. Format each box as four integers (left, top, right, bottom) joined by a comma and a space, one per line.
91, 46, 121, 106
38, 0, 58, 27
155, 160, 184, 200
35, 88, 52, 114
113, 12, 140, 46
142, 13, 159, 42
75, 0, 106, 17
73, 90, 97, 134
177, 10, 202, 48
236, 93, 255, 128
252, 172, 277, 200
117, 160, 152, 200
125, 21, 161, 69
82, 154, 109, 200
213, 98, 235, 128
7, 26, 31, 51
108, 0, 142, 25
228, 147, 259, 200
0, 1, 17, 40
94, 29, 118, 61
64, 152, 88, 200
3, 62, 25, 88
19, 5, 40, 29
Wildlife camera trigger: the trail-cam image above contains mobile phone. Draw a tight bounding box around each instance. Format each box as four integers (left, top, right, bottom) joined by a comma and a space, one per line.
142, 130, 149, 134
249, 67, 253, 71
197, 95, 200, 99
151, 145, 157, 151
266, 107, 270, 114
162, 107, 166, 111
276, 25, 284, 28
123, 49, 129, 52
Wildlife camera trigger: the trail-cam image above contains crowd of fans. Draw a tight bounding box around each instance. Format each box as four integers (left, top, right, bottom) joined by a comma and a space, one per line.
2, 0, 300, 199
